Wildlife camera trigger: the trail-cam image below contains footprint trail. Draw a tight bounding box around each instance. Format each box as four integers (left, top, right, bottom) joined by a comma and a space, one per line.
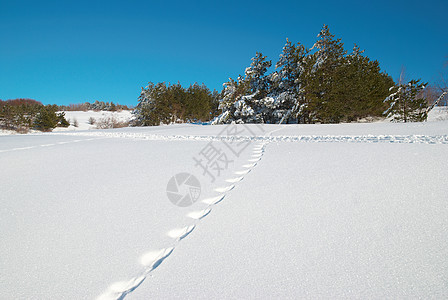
96, 140, 270, 300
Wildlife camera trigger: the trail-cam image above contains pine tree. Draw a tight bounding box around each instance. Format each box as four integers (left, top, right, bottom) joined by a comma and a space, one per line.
217, 75, 251, 124
306, 25, 347, 123
245, 52, 272, 98
274, 39, 309, 123
384, 79, 428, 122
57, 112, 70, 127
34, 105, 58, 131
334, 45, 394, 121
133, 82, 217, 125
209, 89, 221, 119
229, 53, 273, 123
133, 82, 157, 126
185, 83, 213, 122
212, 25, 397, 125
0, 104, 14, 129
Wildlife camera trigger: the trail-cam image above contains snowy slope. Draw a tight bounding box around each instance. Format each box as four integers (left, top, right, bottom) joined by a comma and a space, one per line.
54, 110, 132, 131
427, 106, 448, 122
0, 120, 447, 299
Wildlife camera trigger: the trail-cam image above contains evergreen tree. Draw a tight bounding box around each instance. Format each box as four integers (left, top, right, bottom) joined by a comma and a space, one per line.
207, 25, 397, 125
333, 45, 394, 121
185, 83, 212, 121
384, 79, 428, 122
209, 89, 221, 118
133, 82, 217, 126
56, 112, 70, 127
274, 40, 309, 123
306, 24, 347, 123
245, 52, 272, 98
217, 76, 251, 123
0, 104, 15, 129
0, 100, 42, 131
218, 53, 274, 124
34, 105, 59, 131
135, 82, 166, 126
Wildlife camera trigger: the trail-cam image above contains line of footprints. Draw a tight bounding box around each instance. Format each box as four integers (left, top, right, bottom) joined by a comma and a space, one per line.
97, 142, 268, 300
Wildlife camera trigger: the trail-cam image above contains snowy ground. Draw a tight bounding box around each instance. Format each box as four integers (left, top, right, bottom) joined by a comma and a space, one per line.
427, 106, 448, 122
54, 110, 133, 131
0, 113, 447, 299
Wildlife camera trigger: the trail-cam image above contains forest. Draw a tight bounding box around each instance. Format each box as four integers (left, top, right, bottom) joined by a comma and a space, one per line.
135, 25, 435, 125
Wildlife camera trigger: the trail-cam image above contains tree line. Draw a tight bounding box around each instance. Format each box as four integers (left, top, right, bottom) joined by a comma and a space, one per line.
58, 100, 131, 112
3, 25, 442, 130
133, 82, 220, 126
214, 25, 429, 124
0, 99, 134, 133
0, 99, 69, 132
134, 25, 432, 126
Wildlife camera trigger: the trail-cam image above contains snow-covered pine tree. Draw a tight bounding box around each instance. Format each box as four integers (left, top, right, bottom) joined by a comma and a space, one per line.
214, 53, 273, 124
306, 24, 347, 123
274, 39, 310, 123
132, 82, 168, 126
214, 76, 251, 124
311, 25, 346, 71
238, 53, 275, 123
245, 52, 272, 99
213, 24, 396, 125
56, 112, 70, 127
384, 79, 428, 122
276, 39, 299, 91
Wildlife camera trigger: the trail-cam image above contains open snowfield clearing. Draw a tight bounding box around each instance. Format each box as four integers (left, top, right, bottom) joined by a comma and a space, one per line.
1, 119, 447, 299
54, 110, 133, 131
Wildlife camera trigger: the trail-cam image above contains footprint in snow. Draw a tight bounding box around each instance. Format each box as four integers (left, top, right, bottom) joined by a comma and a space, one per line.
140, 247, 175, 270
167, 225, 196, 241
187, 208, 212, 220
202, 195, 225, 205
234, 169, 251, 176
225, 176, 244, 183
242, 163, 257, 168
214, 185, 235, 193
97, 275, 146, 300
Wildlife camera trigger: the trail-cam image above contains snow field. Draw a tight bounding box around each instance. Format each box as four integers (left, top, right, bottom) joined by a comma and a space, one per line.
53, 110, 132, 132
96, 129, 274, 300
0, 121, 447, 299
130, 141, 448, 299
0, 127, 270, 299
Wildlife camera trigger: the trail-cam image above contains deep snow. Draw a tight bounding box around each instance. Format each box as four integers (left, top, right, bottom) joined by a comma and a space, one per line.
0, 113, 447, 299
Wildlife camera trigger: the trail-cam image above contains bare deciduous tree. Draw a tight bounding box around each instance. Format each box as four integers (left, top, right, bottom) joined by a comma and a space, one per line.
434, 57, 448, 107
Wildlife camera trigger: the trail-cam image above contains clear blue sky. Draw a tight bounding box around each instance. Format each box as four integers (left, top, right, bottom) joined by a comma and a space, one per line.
1, 0, 447, 106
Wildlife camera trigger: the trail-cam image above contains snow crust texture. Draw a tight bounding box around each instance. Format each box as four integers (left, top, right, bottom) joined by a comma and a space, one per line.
51, 130, 448, 145
1, 121, 447, 299
95, 138, 270, 300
